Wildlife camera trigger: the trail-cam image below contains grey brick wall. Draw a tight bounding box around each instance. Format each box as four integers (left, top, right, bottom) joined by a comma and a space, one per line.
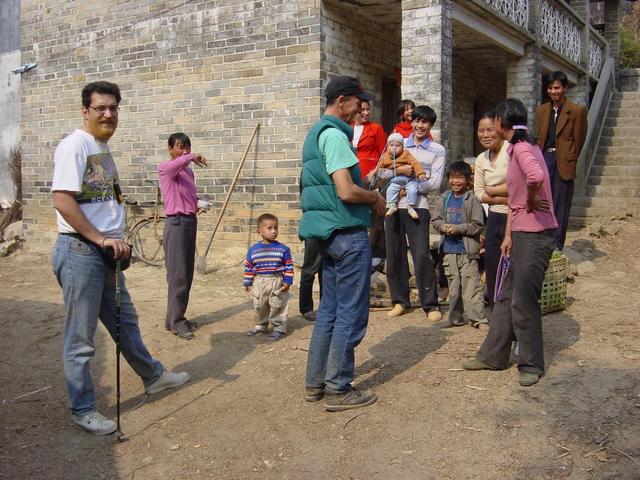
451, 55, 506, 162
400, 0, 453, 147
322, 0, 400, 121
21, 0, 322, 251
506, 44, 542, 136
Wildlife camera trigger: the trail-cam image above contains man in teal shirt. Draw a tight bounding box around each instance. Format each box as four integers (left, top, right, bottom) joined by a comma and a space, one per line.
300, 76, 385, 412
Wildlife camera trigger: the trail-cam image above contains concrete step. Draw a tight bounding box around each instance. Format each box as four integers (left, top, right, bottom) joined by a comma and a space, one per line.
572, 196, 640, 208
598, 136, 640, 147
589, 165, 640, 176
605, 113, 640, 126
596, 144, 640, 155
584, 185, 640, 197
607, 107, 640, 121
570, 203, 637, 224
568, 207, 602, 226
612, 91, 640, 101
608, 99, 640, 109
592, 154, 640, 166
602, 125, 640, 140
600, 126, 638, 137
587, 175, 640, 187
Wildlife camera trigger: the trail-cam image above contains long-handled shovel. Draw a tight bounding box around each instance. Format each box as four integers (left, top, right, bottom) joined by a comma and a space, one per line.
196, 123, 261, 274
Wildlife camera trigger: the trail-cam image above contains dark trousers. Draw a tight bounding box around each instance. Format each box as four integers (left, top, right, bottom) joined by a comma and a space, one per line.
369, 214, 386, 260
544, 151, 574, 250
477, 229, 556, 375
299, 238, 323, 314
484, 211, 508, 309
163, 214, 197, 333
384, 208, 439, 312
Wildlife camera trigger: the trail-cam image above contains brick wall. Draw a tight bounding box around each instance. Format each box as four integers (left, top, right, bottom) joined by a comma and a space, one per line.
322, 0, 400, 122
400, 0, 453, 147
21, 0, 322, 252
450, 55, 506, 162
506, 44, 542, 136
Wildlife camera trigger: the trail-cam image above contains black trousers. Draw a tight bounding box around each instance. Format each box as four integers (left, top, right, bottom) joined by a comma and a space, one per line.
369, 214, 386, 260
477, 229, 556, 375
163, 214, 197, 333
299, 238, 323, 314
484, 211, 508, 309
384, 208, 438, 312
544, 151, 574, 250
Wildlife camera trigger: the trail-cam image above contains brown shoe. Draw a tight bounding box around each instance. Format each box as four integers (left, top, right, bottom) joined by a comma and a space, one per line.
462, 358, 496, 370
325, 387, 377, 412
305, 386, 325, 402
387, 304, 408, 318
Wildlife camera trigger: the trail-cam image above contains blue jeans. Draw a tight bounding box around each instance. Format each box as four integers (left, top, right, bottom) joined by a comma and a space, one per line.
52, 234, 164, 415
305, 228, 372, 393
386, 176, 419, 206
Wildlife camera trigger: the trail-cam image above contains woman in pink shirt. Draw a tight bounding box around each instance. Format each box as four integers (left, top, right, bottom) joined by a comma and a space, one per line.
463, 99, 558, 387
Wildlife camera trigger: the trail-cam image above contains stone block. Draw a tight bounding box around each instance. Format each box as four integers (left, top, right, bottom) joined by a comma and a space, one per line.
563, 246, 596, 276
0, 238, 20, 257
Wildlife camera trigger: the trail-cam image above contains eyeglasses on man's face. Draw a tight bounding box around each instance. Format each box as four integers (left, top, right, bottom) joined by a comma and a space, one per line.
88, 105, 120, 115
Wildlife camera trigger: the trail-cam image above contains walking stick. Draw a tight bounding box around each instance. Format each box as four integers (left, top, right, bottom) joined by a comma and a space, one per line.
114, 259, 126, 442
195, 123, 261, 275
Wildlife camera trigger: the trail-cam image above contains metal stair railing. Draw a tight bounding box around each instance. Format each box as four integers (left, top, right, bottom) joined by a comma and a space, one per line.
575, 56, 616, 196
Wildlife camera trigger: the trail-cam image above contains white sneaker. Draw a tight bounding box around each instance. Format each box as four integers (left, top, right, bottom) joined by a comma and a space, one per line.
146, 370, 190, 395
72, 411, 117, 436
386, 205, 398, 216
407, 207, 419, 220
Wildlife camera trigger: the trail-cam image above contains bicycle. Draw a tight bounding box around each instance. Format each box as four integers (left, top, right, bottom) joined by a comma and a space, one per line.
125, 180, 214, 268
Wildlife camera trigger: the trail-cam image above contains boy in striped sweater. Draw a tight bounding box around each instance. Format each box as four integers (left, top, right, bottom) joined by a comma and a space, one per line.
244, 213, 294, 340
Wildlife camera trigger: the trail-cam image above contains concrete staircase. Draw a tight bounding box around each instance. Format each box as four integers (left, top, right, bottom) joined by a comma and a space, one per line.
571, 89, 640, 226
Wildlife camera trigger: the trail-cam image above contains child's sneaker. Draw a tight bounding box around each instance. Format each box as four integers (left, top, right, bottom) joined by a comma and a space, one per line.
386, 204, 398, 216
407, 207, 419, 220
268, 331, 286, 341
247, 327, 267, 336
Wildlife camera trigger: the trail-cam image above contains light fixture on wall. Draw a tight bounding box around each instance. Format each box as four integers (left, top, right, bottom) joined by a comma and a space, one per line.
11, 63, 37, 74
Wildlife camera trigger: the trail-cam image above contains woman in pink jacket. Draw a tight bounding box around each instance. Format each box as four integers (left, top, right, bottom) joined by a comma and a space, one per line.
463, 99, 558, 387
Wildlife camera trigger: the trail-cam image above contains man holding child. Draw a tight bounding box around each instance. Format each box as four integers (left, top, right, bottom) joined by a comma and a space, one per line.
382, 105, 446, 322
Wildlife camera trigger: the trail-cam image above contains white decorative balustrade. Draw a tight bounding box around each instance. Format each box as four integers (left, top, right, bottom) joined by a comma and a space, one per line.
477, 0, 609, 80
588, 32, 606, 77
483, 0, 529, 29
540, 0, 582, 64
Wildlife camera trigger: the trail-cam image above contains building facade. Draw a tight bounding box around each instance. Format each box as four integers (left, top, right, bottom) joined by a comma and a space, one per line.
0, 0, 21, 207
19, 0, 618, 251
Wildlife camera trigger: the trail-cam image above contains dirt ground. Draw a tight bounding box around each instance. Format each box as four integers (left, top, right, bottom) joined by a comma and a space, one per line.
1, 213, 640, 480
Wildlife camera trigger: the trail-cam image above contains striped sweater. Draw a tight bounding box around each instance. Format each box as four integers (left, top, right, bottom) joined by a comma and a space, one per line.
243, 241, 294, 286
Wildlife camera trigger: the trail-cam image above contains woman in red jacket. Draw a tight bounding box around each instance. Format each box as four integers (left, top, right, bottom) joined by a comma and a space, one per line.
352, 100, 388, 178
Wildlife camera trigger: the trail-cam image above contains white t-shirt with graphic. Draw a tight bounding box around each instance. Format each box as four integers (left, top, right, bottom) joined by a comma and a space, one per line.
51, 129, 125, 237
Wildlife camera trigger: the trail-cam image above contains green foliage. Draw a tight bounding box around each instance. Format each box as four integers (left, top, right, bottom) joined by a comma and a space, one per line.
620, 26, 640, 69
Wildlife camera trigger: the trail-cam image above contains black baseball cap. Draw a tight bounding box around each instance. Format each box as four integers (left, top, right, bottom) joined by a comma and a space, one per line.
325, 76, 374, 101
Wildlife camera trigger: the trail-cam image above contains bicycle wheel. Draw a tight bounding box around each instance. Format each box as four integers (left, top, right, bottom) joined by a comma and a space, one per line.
131, 217, 166, 267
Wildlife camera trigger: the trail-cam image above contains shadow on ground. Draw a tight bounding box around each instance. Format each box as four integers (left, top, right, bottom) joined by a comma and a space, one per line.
0, 298, 121, 480
358, 324, 451, 389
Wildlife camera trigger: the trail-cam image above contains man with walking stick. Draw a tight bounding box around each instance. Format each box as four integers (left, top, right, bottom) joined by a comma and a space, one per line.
51, 81, 190, 436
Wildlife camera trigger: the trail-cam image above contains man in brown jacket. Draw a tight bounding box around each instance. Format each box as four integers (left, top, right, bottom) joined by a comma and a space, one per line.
536, 71, 588, 250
